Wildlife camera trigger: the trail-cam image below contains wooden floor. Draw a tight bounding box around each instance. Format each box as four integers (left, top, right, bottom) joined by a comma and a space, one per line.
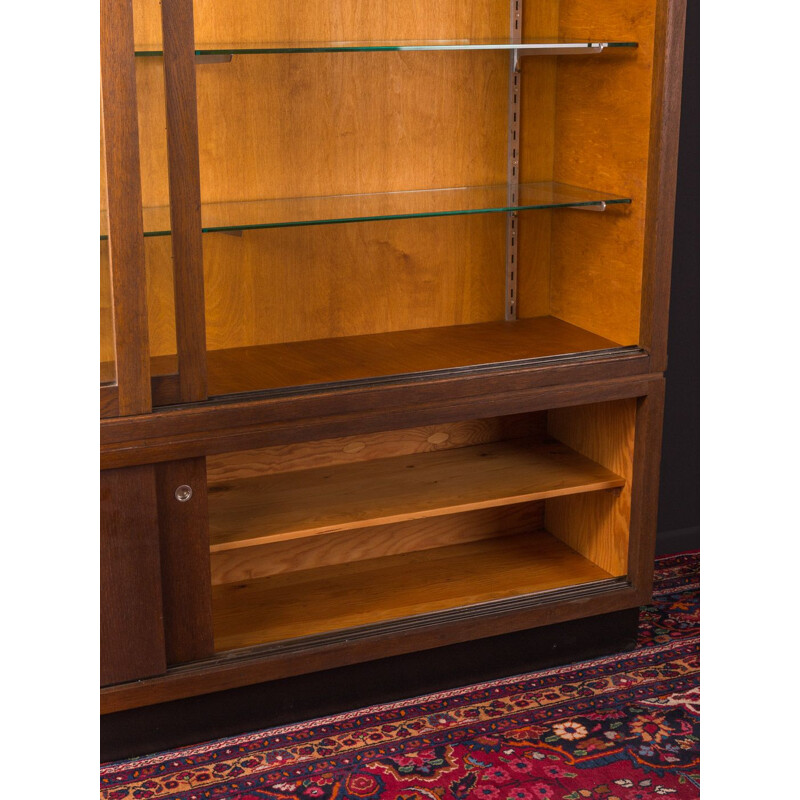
143, 316, 621, 396
212, 528, 614, 652
208, 437, 624, 551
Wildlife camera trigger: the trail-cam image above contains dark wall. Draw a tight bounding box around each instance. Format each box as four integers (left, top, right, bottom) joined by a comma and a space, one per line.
656, 0, 699, 553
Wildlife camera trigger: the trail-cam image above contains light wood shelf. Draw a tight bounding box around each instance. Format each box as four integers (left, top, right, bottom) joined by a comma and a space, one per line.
208, 436, 625, 552
212, 528, 614, 651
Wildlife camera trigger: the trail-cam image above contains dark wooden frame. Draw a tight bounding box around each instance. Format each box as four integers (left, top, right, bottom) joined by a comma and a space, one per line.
100, 0, 152, 417
99, 0, 686, 718
639, 0, 687, 372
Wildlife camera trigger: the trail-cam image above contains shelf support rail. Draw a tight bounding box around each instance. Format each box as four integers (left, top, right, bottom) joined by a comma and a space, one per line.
505, 0, 522, 321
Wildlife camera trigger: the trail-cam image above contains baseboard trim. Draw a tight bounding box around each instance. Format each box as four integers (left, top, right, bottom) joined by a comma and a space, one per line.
656, 525, 700, 556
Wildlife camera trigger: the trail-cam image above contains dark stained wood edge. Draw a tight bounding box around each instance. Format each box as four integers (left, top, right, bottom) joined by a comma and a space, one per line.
147, 348, 647, 411
639, 0, 687, 372
100, 354, 654, 468
101, 579, 640, 713
156, 457, 215, 664
101, 465, 166, 686
161, 0, 209, 402
625, 378, 666, 601
152, 372, 182, 406
100, 0, 152, 416
100, 385, 119, 418
102, 373, 660, 469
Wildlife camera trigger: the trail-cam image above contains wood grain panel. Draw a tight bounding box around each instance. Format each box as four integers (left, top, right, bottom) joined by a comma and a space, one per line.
133, 0, 508, 51
144, 237, 178, 357
212, 529, 613, 650
195, 51, 507, 203
211, 503, 544, 584
208, 438, 624, 551
201, 216, 506, 352
548, 0, 657, 346
206, 414, 546, 483
134, 51, 507, 206
517, 0, 560, 319
155, 457, 215, 665
101, 465, 166, 685
545, 398, 636, 576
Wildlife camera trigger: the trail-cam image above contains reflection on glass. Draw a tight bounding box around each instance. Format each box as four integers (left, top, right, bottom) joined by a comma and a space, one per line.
134, 39, 637, 56
99, 182, 630, 239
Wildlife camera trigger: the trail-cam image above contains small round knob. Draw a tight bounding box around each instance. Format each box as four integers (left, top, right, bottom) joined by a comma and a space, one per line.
175, 485, 193, 502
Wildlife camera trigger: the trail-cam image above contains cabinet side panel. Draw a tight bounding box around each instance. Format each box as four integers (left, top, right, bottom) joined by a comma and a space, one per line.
211, 504, 544, 585
101, 466, 166, 685
639, 0, 686, 370
626, 381, 666, 597
548, 0, 658, 346
545, 398, 636, 576
156, 458, 215, 665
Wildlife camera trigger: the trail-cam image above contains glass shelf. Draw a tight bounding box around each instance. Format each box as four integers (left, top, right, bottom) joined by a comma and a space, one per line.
99, 182, 631, 239
134, 39, 637, 57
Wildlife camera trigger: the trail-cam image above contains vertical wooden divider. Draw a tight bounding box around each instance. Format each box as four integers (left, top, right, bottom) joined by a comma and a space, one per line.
100, 0, 152, 416
162, 0, 209, 402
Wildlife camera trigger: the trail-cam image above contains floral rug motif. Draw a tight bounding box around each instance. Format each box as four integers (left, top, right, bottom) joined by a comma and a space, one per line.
101, 552, 699, 800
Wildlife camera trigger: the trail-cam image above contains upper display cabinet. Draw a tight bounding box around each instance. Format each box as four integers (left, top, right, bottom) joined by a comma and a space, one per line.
100, 0, 680, 414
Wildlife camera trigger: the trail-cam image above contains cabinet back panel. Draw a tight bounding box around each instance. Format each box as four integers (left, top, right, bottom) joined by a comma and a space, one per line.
210, 503, 544, 585
515, 3, 559, 320
132, 0, 509, 49
202, 217, 506, 350
207, 414, 546, 483
192, 52, 507, 203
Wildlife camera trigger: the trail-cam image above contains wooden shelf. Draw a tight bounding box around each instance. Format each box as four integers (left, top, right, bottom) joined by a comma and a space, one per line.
212, 529, 614, 651
209, 437, 624, 552
144, 316, 623, 400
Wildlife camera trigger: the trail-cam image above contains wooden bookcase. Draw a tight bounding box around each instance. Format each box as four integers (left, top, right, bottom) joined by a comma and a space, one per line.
100, 0, 685, 716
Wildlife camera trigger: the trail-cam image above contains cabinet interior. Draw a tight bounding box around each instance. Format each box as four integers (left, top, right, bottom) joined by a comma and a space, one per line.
100, 0, 658, 400
206, 397, 636, 653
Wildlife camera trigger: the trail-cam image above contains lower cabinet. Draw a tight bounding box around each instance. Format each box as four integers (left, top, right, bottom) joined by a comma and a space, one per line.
101, 378, 663, 712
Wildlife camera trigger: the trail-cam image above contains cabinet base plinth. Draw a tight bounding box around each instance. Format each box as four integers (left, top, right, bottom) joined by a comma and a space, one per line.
101, 607, 639, 762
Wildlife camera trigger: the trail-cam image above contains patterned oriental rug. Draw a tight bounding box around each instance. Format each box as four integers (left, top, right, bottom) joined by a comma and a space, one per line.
101, 552, 700, 800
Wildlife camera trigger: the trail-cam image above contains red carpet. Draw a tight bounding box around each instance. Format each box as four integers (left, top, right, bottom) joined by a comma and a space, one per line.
101, 552, 699, 799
